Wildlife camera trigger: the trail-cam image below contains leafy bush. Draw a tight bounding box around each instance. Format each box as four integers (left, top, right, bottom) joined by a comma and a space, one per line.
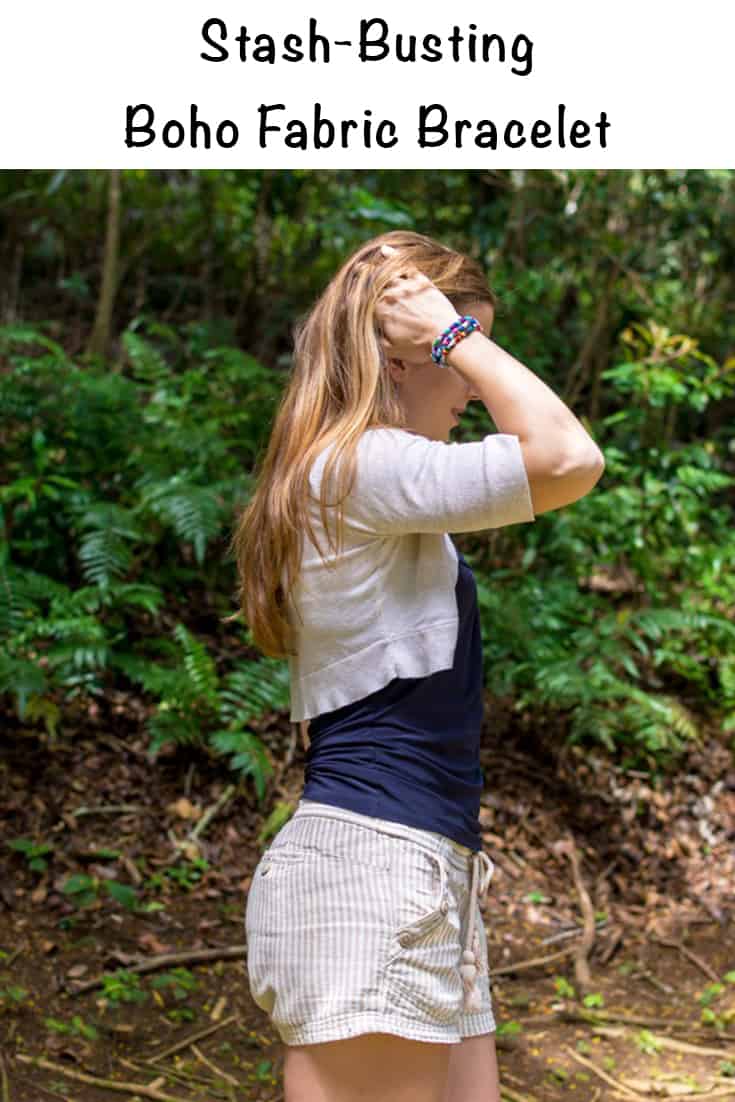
0, 189, 731, 775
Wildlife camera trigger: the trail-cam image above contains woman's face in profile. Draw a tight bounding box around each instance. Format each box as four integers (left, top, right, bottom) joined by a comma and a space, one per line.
386, 301, 494, 443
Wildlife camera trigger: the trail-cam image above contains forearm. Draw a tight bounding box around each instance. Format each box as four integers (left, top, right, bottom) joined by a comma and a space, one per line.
446, 331, 604, 466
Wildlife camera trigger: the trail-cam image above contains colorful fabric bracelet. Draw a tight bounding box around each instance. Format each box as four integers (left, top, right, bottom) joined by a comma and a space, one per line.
431, 315, 482, 366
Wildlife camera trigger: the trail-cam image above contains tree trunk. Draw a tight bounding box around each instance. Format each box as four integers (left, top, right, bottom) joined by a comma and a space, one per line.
86, 170, 122, 362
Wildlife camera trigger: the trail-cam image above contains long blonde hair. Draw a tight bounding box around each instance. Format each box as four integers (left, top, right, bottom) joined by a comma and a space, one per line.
224, 229, 496, 659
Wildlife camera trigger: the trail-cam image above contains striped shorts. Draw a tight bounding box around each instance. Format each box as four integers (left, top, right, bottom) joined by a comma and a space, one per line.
244, 798, 497, 1046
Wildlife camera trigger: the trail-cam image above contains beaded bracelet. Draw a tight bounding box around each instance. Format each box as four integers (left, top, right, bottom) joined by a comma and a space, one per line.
431, 315, 482, 366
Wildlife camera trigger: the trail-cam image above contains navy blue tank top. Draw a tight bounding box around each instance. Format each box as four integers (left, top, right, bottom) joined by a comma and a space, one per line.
301, 547, 484, 851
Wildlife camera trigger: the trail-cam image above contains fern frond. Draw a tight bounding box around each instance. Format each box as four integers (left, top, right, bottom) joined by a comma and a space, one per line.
136, 476, 224, 564
111, 652, 193, 700
121, 330, 170, 385
146, 708, 203, 757
0, 654, 47, 720
210, 727, 274, 801
0, 564, 70, 638
172, 624, 219, 702
219, 660, 290, 726
633, 607, 735, 643
69, 502, 146, 588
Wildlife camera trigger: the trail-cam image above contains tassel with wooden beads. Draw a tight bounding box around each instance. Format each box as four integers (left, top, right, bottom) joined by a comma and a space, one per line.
460, 948, 482, 1011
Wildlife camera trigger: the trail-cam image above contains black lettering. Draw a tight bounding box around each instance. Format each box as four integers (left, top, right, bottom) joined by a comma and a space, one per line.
360, 18, 389, 61
253, 33, 276, 64
511, 34, 533, 76
308, 18, 330, 62
468, 24, 478, 62
504, 120, 525, 148
341, 118, 358, 145
258, 103, 285, 148
418, 104, 448, 148
570, 120, 591, 147
376, 119, 399, 147
216, 120, 239, 148
189, 104, 211, 148
597, 111, 611, 147
283, 33, 304, 62
481, 33, 505, 63
421, 34, 442, 62
530, 119, 552, 147
235, 27, 252, 61
455, 118, 472, 145
448, 26, 464, 62
285, 118, 308, 150
314, 103, 335, 148
476, 119, 498, 149
163, 119, 186, 148
125, 103, 155, 147
201, 18, 228, 62
395, 33, 417, 63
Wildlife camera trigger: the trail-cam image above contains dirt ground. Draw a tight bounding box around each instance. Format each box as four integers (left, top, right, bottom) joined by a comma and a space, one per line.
2, 690, 734, 1101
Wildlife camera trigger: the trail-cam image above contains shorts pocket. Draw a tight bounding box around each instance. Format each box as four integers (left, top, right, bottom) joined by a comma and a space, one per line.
395, 851, 449, 945
244, 843, 308, 937
257, 843, 308, 878
382, 848, 461, 1024
271, 816, 394, 873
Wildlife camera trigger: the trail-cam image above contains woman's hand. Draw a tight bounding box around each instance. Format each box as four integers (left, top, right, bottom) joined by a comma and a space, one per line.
375, 244, 459, 365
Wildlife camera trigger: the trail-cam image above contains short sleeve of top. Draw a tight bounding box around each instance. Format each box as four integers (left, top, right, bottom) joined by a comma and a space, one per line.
340, 427, 535, 536
301, 546, 486, 852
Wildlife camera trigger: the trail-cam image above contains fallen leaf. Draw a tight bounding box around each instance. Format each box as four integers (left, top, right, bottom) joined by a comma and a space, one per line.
168, 797, 201, 820
137, 932, 172, 955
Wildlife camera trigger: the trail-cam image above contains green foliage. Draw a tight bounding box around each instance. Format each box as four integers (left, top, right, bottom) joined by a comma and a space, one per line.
0, 319, 279, 798
209, 729, 274, 801
582, 992, 605, 1008
143, 857, 210, 895
158, 858, 209, 892
636, 1028, 664, 1054
495, 1020, 522, 1036
0, 985, 29, 1007
1, 169, 733, 801
554, 976, 576, 1000
60, 873, 139, 912
44, 1015, 99, 1040
100, 969, 147, 1006
698, 981, 732, 1031
257, 800, 300, 846
6, 837, 54, 873
699, 982, 726, 1006
150, 967, 198, 1000
473, 315, 735, 768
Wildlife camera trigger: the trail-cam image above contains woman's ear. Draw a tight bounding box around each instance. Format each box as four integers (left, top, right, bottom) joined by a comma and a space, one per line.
385, 357, 407, 384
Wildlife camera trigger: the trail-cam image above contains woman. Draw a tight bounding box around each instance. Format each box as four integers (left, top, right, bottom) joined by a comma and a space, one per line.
231, 230, 605, 1102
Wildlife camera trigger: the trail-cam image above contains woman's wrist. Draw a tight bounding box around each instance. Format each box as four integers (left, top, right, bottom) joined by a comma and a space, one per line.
430, 314, 483, 367
424, 311, 462, 356
442, 326, 485, 368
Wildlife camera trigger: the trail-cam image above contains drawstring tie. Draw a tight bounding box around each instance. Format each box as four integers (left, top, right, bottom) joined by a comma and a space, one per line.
460, 850, 495, 1012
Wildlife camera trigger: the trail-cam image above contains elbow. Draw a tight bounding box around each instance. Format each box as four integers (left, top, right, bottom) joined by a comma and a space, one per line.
555, 444, 606, 501
554, 438, 605, 476
578, 441, 605, 475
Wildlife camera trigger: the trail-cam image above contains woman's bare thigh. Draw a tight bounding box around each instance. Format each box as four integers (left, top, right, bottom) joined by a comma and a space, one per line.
283, 1032, 453, 1102
443, 1033, 500, 1102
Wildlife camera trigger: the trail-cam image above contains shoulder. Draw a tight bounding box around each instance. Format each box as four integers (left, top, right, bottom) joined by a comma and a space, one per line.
312, 426, 418, 473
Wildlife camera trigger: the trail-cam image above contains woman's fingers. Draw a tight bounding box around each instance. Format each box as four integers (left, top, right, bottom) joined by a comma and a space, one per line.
380, 242, 421, 281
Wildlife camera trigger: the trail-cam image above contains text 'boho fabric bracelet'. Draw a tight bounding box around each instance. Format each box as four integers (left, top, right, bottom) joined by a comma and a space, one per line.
431, 315, 482, 366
